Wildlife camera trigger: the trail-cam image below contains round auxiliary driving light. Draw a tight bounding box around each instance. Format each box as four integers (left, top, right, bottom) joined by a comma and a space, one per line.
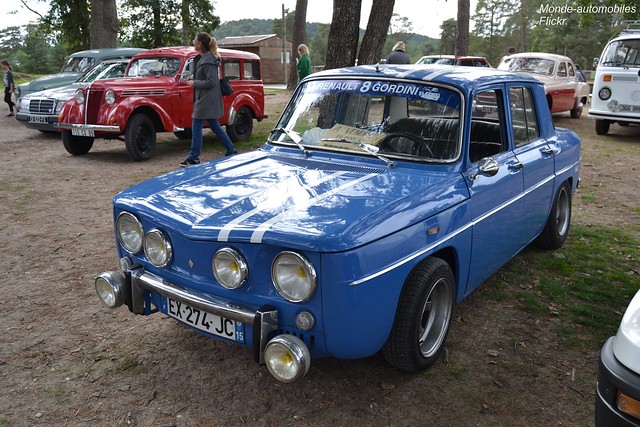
95, 271, 125, 308
264, 335, 311, 383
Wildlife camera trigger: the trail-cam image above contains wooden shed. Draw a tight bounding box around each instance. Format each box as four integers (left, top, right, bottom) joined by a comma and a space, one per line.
218, 34, 292, 84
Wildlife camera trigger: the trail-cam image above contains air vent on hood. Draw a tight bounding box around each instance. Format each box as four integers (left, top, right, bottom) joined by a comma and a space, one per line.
272, 155, 384, 175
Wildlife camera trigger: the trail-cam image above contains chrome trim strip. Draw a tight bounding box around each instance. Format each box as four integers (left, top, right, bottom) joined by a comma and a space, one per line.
350, 161, 580, 286
57, 123, 120, 132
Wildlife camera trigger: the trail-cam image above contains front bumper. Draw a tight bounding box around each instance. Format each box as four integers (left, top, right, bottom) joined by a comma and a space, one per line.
57, 123, 120, 133
97, 268, 278, 365
15, 113, 59, 132
595, 337, 640, 426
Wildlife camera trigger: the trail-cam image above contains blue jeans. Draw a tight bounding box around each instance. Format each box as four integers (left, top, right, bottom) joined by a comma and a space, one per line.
188, 118, 235, 160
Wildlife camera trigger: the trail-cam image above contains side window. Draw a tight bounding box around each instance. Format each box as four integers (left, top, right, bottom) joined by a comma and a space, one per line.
244, 60, 261, 80
509, 87, 540, 148
224, 60, 241, 80
469, 89, 505, 163
567, 62, 575, 77
557, 62, 567, 77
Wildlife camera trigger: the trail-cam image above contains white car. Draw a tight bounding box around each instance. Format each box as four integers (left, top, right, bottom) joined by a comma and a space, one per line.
595, 289, 640, 426
498, 52, 590, 118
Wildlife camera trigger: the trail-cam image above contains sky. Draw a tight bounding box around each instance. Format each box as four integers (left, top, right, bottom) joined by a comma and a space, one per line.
3, 0, 477, 39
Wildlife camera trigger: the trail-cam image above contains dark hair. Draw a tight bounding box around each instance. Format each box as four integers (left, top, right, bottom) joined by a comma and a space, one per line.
0, 60, 12, 70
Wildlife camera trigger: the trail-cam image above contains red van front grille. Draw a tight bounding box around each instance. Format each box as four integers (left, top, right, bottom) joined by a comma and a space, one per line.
84, 89, 104, 124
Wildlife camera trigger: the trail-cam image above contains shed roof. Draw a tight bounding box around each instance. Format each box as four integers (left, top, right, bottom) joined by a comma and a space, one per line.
218, 34, 278, 46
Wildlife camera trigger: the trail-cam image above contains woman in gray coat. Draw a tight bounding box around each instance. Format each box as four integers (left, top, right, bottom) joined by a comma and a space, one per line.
180, 32, 236, 166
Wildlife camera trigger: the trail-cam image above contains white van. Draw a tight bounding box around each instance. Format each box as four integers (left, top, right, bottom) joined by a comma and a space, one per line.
589, 21, 640, 135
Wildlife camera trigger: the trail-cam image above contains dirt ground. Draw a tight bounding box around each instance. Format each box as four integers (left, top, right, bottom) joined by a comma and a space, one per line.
1, 94, 639, 426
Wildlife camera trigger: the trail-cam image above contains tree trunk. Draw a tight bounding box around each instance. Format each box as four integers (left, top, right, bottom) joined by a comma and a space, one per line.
90, 0, 118, 48
325, 0, 362, 70
289, 0, 308, 89
152, 1, 162, 48
357, 0, 395, 65
181, 0, 190, 46
455, 0, 469, 56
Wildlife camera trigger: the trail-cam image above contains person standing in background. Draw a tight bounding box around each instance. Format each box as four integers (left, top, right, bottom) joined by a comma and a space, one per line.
385, 41, 411, 64
1, 60, 15, 117
180, 32, 236, 166
297, 44, 312, 82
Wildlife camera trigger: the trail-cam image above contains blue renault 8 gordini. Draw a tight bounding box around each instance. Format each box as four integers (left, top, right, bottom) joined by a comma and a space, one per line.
95, 64, 581, 382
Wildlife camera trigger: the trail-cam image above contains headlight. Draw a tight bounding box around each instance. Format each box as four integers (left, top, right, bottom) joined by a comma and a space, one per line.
105, 89, 116, 105
116, 212, 143, 254
74, 89, 85, 104
18, 98, 29, 111
598, 87, 611, 101
271, 251, 316, 303
143, 229, 173, 267
213, 247, 248, 289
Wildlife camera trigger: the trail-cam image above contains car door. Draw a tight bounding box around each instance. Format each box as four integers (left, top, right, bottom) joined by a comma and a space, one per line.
464, 86, 526, 294
555, 61, 574, 111
508, 85, 555, 246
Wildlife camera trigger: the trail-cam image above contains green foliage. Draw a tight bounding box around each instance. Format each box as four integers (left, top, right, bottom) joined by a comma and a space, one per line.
46, 0, 91, 52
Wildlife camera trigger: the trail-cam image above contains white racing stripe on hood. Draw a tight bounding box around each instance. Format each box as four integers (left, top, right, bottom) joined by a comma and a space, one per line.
250, 172, 379, 244
216, 170, 348, 242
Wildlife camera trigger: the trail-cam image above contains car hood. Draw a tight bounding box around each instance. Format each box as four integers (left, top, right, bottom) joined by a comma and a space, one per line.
20, 72, 82, 91
23, 83, 87, 100
114, 150, 468, 252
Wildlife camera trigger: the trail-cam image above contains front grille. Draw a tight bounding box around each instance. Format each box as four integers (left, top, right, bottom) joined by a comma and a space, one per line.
28, 99, 55, 114
85, 89, 104, 124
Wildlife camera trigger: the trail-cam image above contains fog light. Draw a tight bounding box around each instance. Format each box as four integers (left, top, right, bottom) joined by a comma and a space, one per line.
95, 271, 125, 308
264, 335, 310, 382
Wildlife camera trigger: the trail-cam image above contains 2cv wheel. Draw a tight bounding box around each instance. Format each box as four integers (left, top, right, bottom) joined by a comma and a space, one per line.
62, 131, 94, 155
125, 113, 156, 161
383, 257, 455, 373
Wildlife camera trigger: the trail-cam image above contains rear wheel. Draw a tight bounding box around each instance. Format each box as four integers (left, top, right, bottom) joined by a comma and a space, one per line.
537, 181, 572, 249
125, 114, 156, 161
226, 106, 253, 142
595, 119, 610, 135
569, 98, 583, 118
383, 257, 454, 373
62, 131, 94, 155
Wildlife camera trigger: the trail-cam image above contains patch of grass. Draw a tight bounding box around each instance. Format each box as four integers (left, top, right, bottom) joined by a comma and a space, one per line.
490, 224, 639, 348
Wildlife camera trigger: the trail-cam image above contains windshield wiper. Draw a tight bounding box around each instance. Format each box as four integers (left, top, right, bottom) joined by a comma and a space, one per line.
321, 137, 396, 169
271, 127, 310, 156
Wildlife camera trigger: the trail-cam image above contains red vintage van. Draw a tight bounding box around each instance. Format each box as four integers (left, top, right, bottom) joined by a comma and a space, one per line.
58, 46, 266, 161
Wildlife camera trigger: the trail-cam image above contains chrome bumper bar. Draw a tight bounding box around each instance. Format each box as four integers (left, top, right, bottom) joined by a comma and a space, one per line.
57, 123, 120, 133
130, 269, 278, 364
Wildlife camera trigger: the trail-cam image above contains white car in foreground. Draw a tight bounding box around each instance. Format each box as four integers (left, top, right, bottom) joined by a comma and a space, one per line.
596, 289, 640, 426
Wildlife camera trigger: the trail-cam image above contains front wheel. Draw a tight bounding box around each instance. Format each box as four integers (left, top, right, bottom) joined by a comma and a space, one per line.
62, 131, 94, 155
226, 106, 253, 142
595, 119, 610, 135
125, 114, 156, 161
383, 257, 455, 373
537, 181, 572, 249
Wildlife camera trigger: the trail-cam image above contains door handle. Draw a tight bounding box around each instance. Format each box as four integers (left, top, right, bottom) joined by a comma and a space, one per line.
508, 162, 524, 170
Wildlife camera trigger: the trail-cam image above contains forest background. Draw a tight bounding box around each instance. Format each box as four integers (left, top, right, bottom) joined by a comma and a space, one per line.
1, 0, 639, 80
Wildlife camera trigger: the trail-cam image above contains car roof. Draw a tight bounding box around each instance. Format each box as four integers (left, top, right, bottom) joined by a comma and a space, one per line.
68, 48, 146, 58
308, 63, 541, 92
131, 46, 261, 61
504, 52, 573, 62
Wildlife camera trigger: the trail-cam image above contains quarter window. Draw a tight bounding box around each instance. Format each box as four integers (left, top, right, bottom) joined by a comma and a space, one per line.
509, 87, 539, 147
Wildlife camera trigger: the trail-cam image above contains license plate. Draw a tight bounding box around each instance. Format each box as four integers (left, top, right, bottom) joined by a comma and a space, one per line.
71, 128, 95, 137
28, 116, 48, 123
167, 297, 245, 342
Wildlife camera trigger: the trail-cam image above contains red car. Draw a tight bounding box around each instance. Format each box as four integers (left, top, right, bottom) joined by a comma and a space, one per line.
58, 47, 266, 161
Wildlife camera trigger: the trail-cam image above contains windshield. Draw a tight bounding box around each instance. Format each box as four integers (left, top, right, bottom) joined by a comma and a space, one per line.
499, 57, 555, 76
271, 78, 462, 163
126, 57, 182, 77
77, 62, 127, 83
600, 39, 640, 67
60, 56, 97, 73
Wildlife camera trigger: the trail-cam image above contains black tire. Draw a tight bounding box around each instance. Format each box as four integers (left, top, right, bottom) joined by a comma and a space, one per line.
173, 129, 192, 140
537, 181, 572, 249
595, 119, 610, 135
383, 257, 455, 373
61, 130, 94, 156
569, 99, 583, 118
124, 114, 156, 161
226, 106, 253, 142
